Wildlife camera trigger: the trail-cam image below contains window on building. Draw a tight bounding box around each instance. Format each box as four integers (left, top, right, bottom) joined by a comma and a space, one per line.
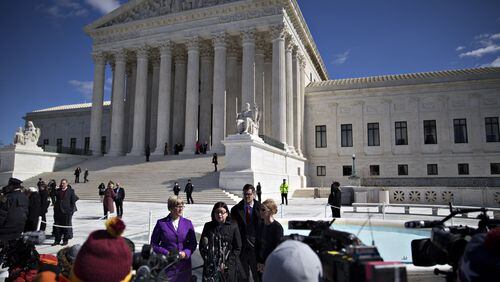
458, 164, 469, 175
56, 138, 63, 153
315, 125, 327, 148
84, 137, 90, 155
370, 165, 380, 176
395, 121, 408, 145
453, 119, 468, 143
70, 138, 77, 154
43, 139, 49, 149
398, 164, 408, 176
485, 117, 500, 142
491, 163, 500, 175
427, 164, 438, 175
342, 165, 352, 176
367, 123, 380, 146
341, 124, 353, 147
101, 136, 107, 155
424, 120, 437, 144
317, 166, 326, 176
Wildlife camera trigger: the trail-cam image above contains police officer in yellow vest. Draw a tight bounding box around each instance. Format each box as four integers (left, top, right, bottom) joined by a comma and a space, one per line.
280, 179, 289, 205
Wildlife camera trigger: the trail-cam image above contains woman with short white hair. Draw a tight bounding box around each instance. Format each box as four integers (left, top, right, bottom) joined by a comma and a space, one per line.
256, 198, 284, 278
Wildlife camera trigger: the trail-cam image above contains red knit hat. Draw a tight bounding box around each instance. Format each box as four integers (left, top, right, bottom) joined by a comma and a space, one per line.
71, 217, 132, 282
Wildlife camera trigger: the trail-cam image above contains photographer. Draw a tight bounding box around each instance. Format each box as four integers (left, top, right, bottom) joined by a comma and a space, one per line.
200, 202, 245, 282
0, 178, 29, 242
24, 186, 41, 232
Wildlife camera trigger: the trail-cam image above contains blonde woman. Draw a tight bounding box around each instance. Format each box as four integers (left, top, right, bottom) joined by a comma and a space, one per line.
255, 199, 284, 277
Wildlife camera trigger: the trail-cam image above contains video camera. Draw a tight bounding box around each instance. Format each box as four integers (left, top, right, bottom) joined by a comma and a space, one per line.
132, 243, 180, 281
286, 220, 406, 282
0, 231, 45, 274
405, 204, 500, 281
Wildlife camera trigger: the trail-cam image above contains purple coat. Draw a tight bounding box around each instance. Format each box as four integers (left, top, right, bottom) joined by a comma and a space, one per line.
151, 215, 197, 282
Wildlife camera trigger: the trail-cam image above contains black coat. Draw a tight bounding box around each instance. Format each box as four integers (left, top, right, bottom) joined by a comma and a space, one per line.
200, 221, 245, 282
230, 200, 262, 250
0, 189, 29, 241
328, 186, 342, 207
173, 184, 181, 194
113, 187, 125, 202
39, 189, 50, 214
54, 187, 78, 216
185, 183, 193, 194
27, 192, 41, 222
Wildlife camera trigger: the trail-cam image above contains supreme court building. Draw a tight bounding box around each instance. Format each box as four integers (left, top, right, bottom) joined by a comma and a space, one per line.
24, 0, 500, 187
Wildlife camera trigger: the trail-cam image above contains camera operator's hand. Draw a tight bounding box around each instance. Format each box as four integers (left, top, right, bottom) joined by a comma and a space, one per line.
257, 263, 265, 273
179, 251, 186, 259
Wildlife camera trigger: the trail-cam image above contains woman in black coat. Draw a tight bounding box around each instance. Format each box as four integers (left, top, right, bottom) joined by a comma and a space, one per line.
328, 181, 342, 218
255, 199, 283, 278
200, 202, 245, 282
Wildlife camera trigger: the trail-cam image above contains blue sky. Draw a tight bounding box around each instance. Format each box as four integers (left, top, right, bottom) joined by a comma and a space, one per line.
0, 0, 499, 146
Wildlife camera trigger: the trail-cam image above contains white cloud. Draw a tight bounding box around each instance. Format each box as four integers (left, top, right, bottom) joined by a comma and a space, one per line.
490, 33, 500, 40
456, 46, 465, 51
459, 44, 500, 58
40, 0, 88, 18
69, 80, 93, 100
482, 57, 500, 67
85, 0, 122, 14
331, 50, 350, 65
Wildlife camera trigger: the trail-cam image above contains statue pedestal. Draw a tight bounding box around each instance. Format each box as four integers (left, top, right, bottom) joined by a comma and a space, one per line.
220, 134, 307, 201
0, 144, 88, 185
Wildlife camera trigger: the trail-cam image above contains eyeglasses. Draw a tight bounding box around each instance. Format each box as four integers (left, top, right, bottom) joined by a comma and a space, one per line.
214, 210, 227, 215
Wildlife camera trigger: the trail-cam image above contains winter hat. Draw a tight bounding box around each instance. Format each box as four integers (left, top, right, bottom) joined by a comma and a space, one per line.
71, 217, 132, 282
57, 244, 81, 278
263, 240, 323, 282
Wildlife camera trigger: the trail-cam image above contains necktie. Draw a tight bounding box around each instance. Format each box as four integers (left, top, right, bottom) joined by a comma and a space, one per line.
246, 206, 251, 225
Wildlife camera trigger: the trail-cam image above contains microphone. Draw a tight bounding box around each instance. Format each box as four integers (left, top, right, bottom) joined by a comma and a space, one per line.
404, 220, 440, 228
167, 248, 180, 262
134, 265, 151, 281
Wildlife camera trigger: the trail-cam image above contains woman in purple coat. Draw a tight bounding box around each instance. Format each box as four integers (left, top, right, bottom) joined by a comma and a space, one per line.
151, 196, 197, 282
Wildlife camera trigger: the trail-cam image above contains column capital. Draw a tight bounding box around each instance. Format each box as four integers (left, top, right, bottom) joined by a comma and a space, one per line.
241, 28, 256, 45
112, 49, 127, 62
270, 24, 287, 41
200, 43, 214, 59
134, 45, 149, 59
92, 51, 106, 64
227, 38, 241, 58
255, 34, 268, 55
158, 40, 173, 54
285, 39, 295, 53
186, 37, 199, 51
173, 46, 187, 63
212, 32, 227, 49
298, 53, 306, 68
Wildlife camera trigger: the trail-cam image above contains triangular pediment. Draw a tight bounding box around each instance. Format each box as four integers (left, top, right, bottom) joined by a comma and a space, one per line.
85, 0, 245, 31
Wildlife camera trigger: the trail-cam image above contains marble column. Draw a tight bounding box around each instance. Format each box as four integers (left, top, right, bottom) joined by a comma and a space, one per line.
123, 61, 135, 152
241, 29, 255, 108
153, 41, 173, 155
285, 40, 295, 152
299, 58, 306, 155
108, 50, 127, 156
89, 52, 106, 155
226, 39, 239, 136
293, 49, 302, 156
264, 49, 272, 137
183, 37, 200, 153
199, 43, 214, 148
271, 24, 287, 144
129, 46, 149, 156
149, 57, 160, 151
255, 36, 266, 134
212, 33, 227, 153
172, 47, 187, 145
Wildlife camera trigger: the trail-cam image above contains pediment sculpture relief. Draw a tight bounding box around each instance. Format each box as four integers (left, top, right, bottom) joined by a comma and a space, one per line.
13, 121, 41, 147
100, 0, 243, 28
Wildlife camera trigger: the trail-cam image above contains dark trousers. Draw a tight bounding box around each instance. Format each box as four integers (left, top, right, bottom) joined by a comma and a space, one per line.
74, 175, 79, 183
214, 164, 218, 171
281, 193, 288, 205
146, 155, 150, 162
115, 200, 123, 217
240, 246, 259, 282
331, 206, 341, 218
84, 175, 88, 183
40, 213, 47, 231
257, 192, 262, 202
186, 193, 194, 204
54, 213, 73, 242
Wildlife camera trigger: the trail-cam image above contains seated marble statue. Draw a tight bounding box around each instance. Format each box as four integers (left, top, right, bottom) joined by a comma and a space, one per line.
13, 127, 25, 145
236, 102, 260, 135
16, 121, 41, 146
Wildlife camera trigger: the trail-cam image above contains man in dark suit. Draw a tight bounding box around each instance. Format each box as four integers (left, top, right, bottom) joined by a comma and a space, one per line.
184, 180, 194, 204
52, 179, 79, 246
114, 183, 125, 218
230, 184, 262, 282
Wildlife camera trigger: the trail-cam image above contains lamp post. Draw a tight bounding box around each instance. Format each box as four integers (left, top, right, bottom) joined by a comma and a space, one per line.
352, 153, 356, 177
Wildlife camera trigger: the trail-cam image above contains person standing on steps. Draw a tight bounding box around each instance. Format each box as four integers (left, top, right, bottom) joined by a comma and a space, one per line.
145, 145, 151, 162
212, 153, 218, 172
98, 182, 106, 202
256, 182, 262, 202
74, 167, 81, 183
114, 182, 125, 218
185, 179, 194, 204
103, 181, 116, 219
328, 181, 342, 218
279, 179, 288, 206
173, 182, 180, 196
83, 169, 89, 183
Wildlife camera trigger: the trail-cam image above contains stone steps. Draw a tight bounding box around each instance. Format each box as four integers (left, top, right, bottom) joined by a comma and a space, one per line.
22, 154, 238, 205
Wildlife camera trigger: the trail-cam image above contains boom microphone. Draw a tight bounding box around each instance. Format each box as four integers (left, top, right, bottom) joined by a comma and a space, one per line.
404, 220, 440, 228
